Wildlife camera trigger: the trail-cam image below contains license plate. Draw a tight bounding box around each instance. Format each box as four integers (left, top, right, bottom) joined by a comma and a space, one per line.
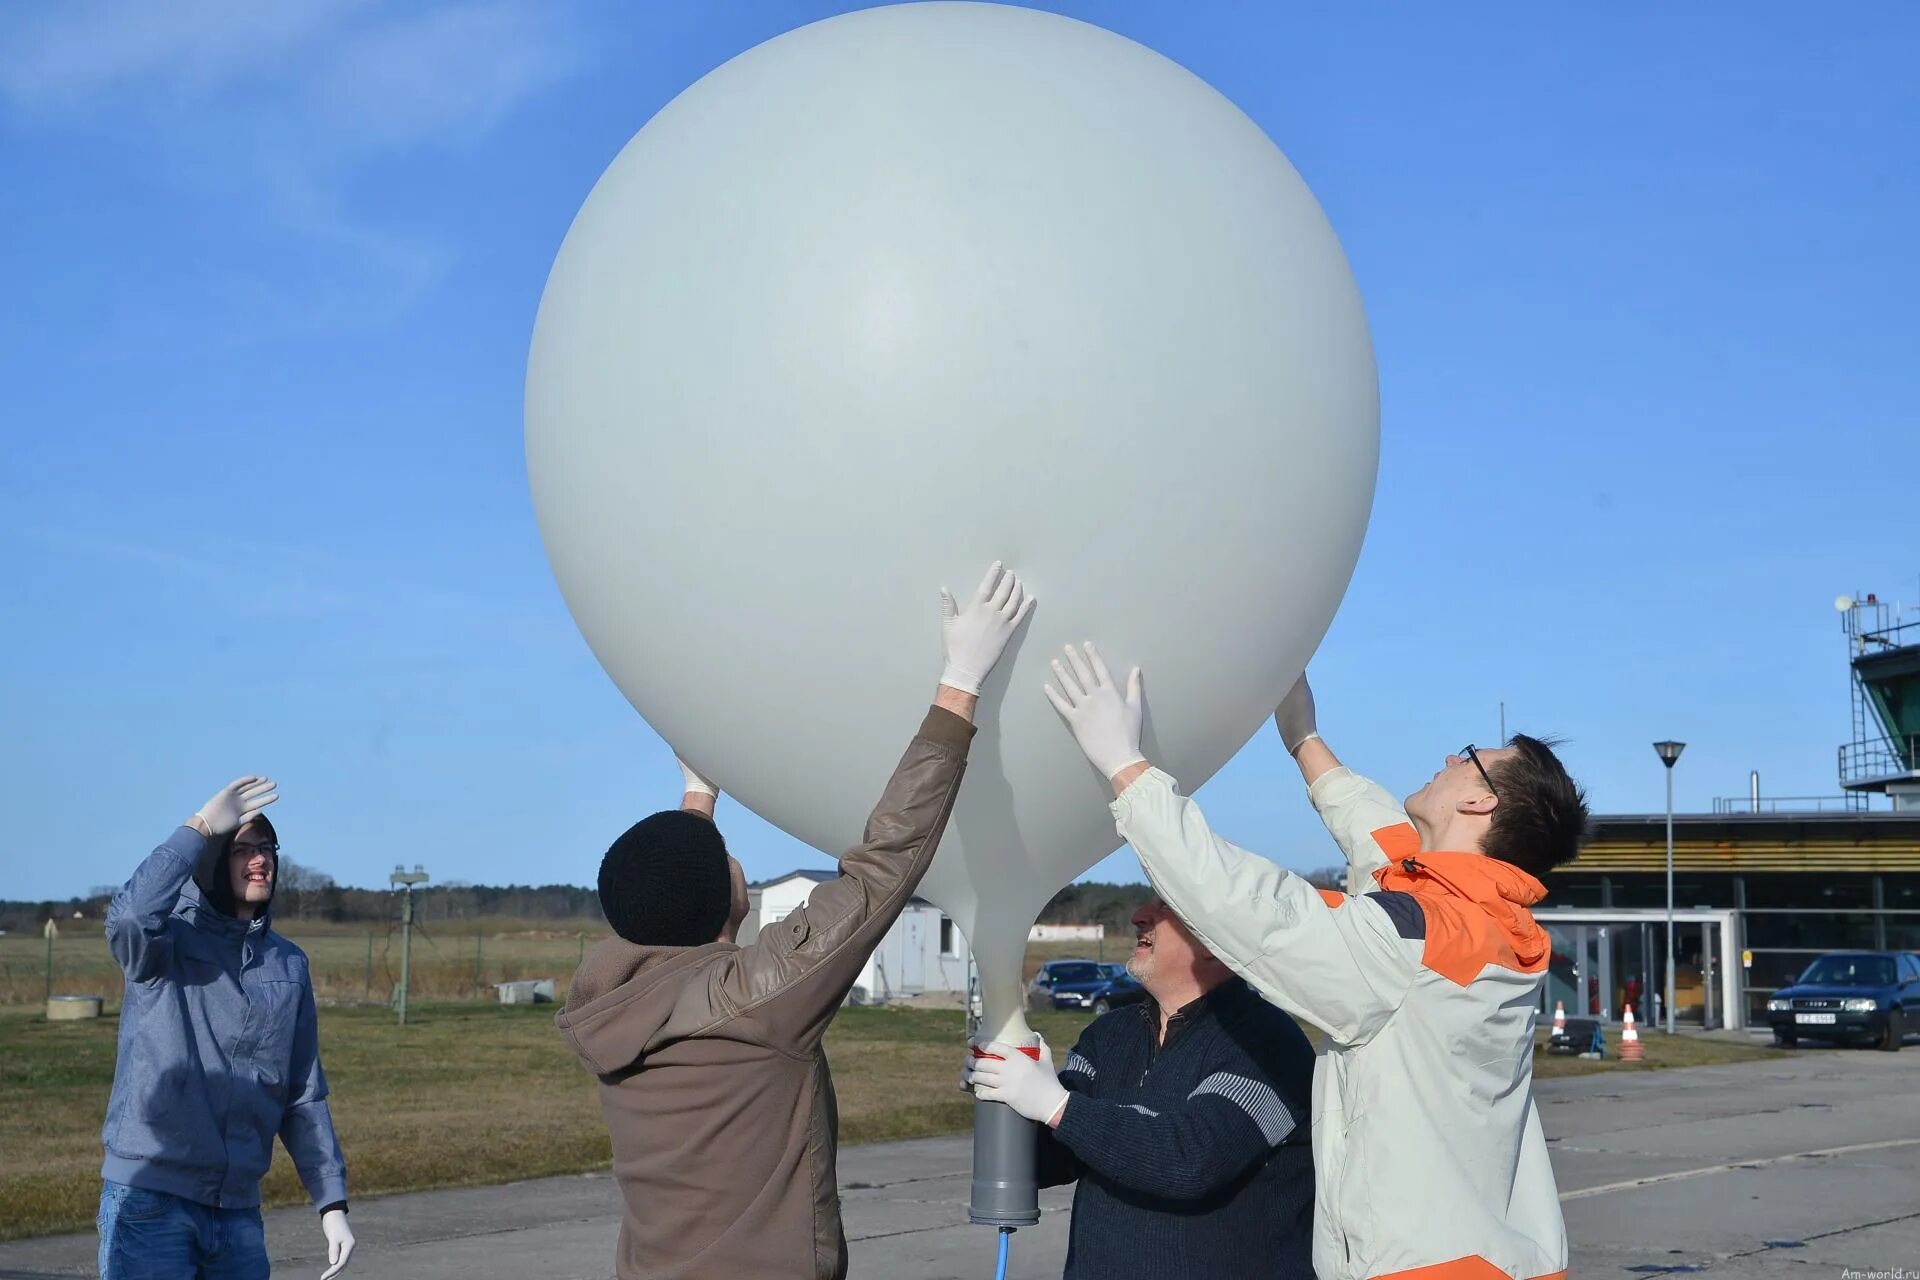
1795, 1013, 1837, 1025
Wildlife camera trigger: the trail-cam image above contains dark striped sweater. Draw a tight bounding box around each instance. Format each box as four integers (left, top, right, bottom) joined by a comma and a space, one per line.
1036, 977, 1316, 1280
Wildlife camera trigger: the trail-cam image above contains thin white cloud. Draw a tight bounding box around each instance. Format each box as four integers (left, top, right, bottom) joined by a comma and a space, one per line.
308, 3, 587, 154
0, 0, 590, 332
0, 0, 582, 149
0, 0, 371, 112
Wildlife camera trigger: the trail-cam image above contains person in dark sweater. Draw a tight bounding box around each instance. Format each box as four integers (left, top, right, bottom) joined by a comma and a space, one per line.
966, 897, 1316, 1279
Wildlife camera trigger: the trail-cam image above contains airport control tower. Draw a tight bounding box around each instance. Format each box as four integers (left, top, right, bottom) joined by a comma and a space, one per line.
1838, 588, 1920, 811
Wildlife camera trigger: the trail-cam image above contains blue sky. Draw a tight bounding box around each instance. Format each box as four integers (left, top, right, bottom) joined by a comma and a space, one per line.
2, 2, 1916, 903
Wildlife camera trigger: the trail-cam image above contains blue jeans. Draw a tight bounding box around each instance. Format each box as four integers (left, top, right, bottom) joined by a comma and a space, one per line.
97, 1182, 269, 1279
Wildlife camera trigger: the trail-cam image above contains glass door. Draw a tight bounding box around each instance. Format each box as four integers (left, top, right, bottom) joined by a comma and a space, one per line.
1605, 923, 1652, 1025
1543, 923, 1579, 1018
1700, 920, 1719, 1029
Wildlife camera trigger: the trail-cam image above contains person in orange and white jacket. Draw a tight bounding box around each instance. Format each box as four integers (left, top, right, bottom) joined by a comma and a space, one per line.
1044, 644, 1590, 1280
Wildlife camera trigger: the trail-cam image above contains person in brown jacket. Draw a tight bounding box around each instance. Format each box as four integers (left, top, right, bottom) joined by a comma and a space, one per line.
557, 561, 1034, 1280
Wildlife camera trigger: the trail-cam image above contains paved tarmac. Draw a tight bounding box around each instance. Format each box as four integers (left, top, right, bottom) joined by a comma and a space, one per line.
4, 1042, 1915, 1278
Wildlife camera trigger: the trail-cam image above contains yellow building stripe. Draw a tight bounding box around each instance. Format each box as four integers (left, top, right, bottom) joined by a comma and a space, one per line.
1571, 840, 1920, 873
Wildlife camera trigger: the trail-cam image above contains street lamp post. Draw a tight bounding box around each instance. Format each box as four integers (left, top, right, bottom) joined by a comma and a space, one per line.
390, 864, 430, 1026
1653, 741, 1686, 1035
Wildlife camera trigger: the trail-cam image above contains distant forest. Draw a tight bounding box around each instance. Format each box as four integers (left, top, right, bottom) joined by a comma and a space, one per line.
0, 860, 603, 933
5, 862, 1346, 936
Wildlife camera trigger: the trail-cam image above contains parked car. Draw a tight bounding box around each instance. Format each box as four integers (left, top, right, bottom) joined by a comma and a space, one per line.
1044, 962, 1145, 1015
1765, 951, 1920, 1050
1027, 959, 1104, 1011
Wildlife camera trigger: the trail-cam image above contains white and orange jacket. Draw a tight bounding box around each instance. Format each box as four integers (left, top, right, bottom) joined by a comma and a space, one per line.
1113, 766, 1567, 1280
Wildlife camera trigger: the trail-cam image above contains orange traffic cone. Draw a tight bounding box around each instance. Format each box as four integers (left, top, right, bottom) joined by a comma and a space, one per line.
1620, 1005, 1644, 1062
1553, 1001, 1566, 1035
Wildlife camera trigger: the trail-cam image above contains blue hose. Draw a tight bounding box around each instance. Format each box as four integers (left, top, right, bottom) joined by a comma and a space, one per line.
994, 1226, 1012, 1280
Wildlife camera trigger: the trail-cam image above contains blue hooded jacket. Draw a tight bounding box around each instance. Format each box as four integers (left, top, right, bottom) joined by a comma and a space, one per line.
101, 825, 348, 1211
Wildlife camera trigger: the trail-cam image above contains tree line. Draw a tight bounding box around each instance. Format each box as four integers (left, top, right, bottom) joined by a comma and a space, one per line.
0, 859, 604, 932
6, 863, 1347, 936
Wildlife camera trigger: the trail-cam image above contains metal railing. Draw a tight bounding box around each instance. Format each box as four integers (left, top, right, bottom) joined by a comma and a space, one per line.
1850, 613, 1920, 654
1839, 734, 1920, 785
1711, 794, 1870, 815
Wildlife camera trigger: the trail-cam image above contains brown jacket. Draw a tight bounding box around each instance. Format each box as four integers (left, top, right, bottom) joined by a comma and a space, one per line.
557, 706, 973, 1279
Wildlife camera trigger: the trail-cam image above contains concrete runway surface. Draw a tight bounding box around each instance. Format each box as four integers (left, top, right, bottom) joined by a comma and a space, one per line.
3, 1043, 1914, 1278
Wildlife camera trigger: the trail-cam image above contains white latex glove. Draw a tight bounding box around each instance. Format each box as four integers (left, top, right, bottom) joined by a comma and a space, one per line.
939, 561, 1036, 695
958, 1038, 1006, 1093
675, 757, 718, 798
1044, 643, 1146, 780
968, 1036, 1069, 1126
195, 777, 279, 838
1273, 675, 1319, 753
320, 1209, 354, 1279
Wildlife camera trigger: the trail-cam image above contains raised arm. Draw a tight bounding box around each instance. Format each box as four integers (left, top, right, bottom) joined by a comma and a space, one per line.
107, 777, 278, 982
1273, 674, 1339, 787
676, 756, 719, 821
725, 701, 973, 1048
1273, 674, 1406, 889
1113, 771, 1419, 1045
1307, 766, 1417, 891
1047, 650, 1419, 1044
724, 562, 1034, 1049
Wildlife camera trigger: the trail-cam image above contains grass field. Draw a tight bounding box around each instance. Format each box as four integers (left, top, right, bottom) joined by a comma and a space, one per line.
2, 924, 1128, 1012
0, 974, 1785, 1243
0, 1000, 1093, 1241
0, 917, 609, 1007
1530, 1027, 1786, 1077
0, 920, 1783, 1239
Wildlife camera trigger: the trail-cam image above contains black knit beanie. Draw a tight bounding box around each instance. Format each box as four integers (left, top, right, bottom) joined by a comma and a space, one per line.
598, 810, 731, 947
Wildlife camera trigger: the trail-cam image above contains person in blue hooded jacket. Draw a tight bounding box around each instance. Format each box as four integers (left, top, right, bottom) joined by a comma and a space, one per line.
100, 776, 354, 1279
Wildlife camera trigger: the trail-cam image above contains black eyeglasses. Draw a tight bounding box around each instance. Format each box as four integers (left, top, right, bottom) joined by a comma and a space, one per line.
1459, 744, 1497, 797
232, 842, 280, 857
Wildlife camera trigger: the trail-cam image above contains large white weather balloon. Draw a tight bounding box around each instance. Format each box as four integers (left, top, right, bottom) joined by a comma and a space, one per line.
526, 2, 1377, 1046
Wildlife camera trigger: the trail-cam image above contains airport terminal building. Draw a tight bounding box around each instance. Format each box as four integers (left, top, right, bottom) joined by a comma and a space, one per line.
1541, 593, 1920, 1028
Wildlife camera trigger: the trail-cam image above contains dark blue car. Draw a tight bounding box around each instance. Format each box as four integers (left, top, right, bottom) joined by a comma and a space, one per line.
1034, 960, 1144, 1015
1765, 951, 1920, 1050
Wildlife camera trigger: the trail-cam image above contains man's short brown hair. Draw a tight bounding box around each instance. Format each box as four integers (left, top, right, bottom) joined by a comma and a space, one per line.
1483, 735, 1590, 881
